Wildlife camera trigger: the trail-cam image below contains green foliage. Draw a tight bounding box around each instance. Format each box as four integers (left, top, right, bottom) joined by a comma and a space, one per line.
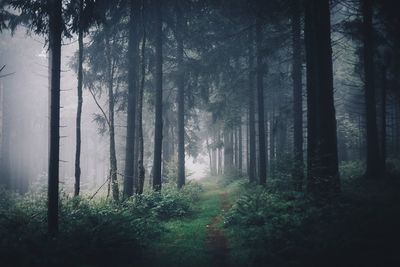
224, 185, 312, 265
130, 182, 202, 220
224, 177, 400, 267
0, 182, 202, 266
339, 160, 365, 180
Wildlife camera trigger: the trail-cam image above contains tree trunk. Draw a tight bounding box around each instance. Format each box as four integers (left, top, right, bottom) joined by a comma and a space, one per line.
256, 15, 267, 185
48, 0, 62, 236
136, 1, 146, 195
74, 0, 84, 197
304, 0, 340, 196
381, 66, 387, 174
238, 118, 242, 173
292, 0, 304, 190
153, 0, 163, 191
123, 0, 139, 198
248, 25, 257, 183
105, 30, 119, 202
223, 128, 233, 174
362, 0, 381, 178
176, 2, 185, 189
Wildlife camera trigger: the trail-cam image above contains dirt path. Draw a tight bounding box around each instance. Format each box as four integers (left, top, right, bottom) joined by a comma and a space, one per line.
205, 192, 231, 267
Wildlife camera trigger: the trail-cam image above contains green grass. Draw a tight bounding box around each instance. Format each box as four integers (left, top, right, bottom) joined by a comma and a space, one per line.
145, 178, 224, 267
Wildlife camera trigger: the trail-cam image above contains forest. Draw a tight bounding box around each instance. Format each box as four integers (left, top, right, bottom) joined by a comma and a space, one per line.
0, 0, 400, 266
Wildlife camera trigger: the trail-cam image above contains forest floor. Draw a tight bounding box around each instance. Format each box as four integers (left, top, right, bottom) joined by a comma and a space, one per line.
144, 177, 236, 267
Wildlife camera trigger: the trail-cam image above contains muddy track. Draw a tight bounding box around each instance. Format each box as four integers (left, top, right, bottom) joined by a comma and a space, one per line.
205, 192, 231, 267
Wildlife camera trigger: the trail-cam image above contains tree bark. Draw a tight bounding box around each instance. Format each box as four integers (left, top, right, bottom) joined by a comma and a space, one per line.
74, 0, 84, 197
176, 1, 185, 189
123, 0, 139, 198
256, 15, 267, 185
381, 66, 387, 174
136, 0, 146, 195
105, 29, 119, 202
291, 0, 304, 190
153, 0, 163, 191
48, 0, 62, 236
304, 0, 340, 196
362, 0, 381, 178
248, 25, 256, 183
223, 128, 233, 174
238, 118, 242, 173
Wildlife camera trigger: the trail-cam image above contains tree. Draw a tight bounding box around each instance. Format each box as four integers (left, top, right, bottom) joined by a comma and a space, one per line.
248, 25, 257, 183
176, 0, 185, 189
73, 0, 84, 197
136, 0, 146, 195
47, 0, 62, 235
123, 0, 140, 198
304, 0, 340, 196
256, 13, 267, 186
362, 0, 380, 179
153, 0, 163, 191
291, 0, 303, 190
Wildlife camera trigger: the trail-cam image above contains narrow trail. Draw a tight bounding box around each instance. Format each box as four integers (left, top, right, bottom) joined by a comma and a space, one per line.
147, 179, 235, 267
205, 192, 231, 267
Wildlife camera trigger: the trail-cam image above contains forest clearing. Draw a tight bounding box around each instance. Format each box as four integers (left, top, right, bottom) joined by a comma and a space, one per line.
1, 0, 400, 266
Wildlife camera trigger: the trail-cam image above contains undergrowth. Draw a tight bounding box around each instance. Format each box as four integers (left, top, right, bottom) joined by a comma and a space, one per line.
223, 161, 400, 267
0, 182, 202, 267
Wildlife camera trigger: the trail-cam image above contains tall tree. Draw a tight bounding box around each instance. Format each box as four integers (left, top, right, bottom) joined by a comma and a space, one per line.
256, 14, 267, 186
304, 0, 340, 196
74, 0, 84, 197
136, 0, 146, 195
248, 25, 256, 183
176, 0, 185, 189
362, 0, 380, 178
153, 0, 163, 191
104, 23, 119, 202
123, 0, 139, 198
291, 0, 304, 190
48, 0, 62, 235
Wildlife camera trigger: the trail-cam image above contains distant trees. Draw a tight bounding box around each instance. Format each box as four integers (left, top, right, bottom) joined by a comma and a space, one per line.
2, 0, 400, 205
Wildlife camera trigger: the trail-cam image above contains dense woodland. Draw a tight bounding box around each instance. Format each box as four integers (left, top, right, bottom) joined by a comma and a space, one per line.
0, 0, 400, 266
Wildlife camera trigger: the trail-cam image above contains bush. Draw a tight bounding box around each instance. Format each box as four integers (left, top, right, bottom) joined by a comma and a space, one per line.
128, 182, 203, 220
0, 180, 204, 266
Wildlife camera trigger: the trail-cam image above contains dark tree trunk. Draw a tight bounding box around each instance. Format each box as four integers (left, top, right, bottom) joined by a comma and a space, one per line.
48, 0, 62, 236
123, 0, 139, 198
291, 0, 304, 190
238, 118, 243, 173
176, 2, 185, 189
74, 0, 84, 197
136, 0, 146, 195
256, 15, 267, 186
234, 127, 238, 168
224, 129, 233, 173
381, 66, 387, 174
248, 26, 257, 183
0, 81, 10, 189
218, 130, 223, 175
362, 0, 381, 178
153, 0, 163, 191
304, 0, 340, 196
